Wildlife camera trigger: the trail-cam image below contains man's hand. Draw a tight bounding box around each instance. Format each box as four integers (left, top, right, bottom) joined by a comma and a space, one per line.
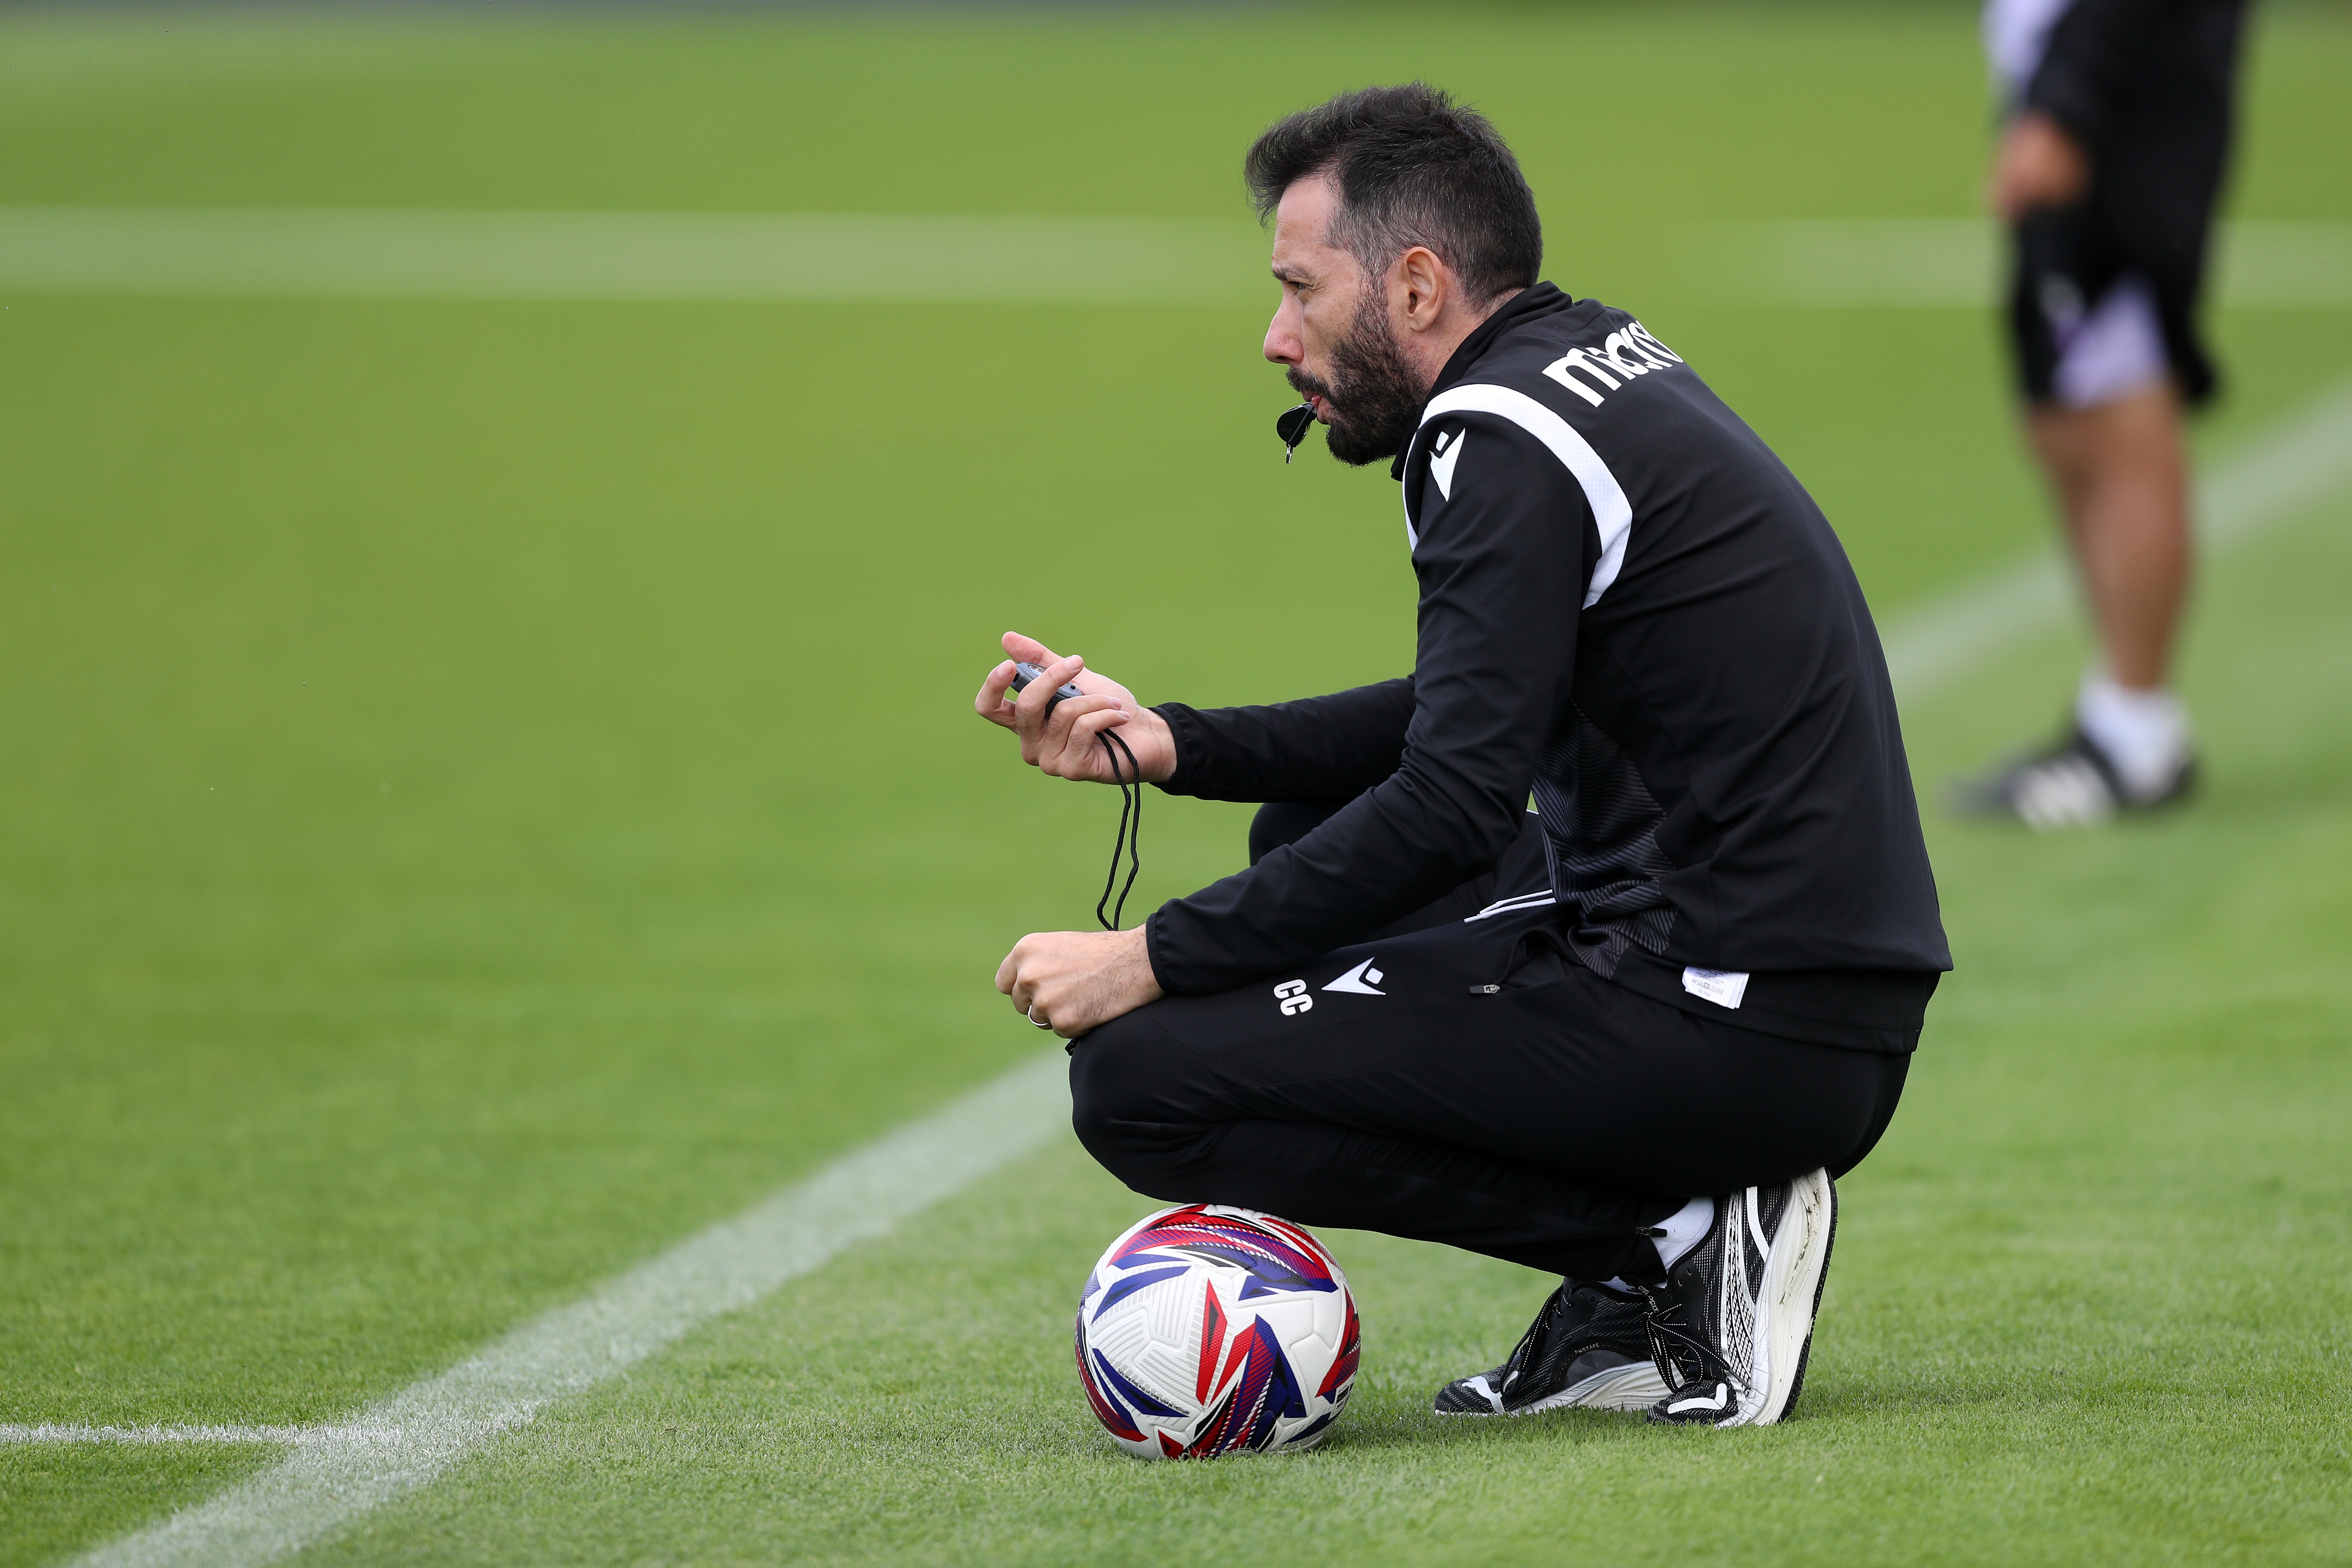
975, 631, 1176, 784
1989, 110, 2091, 223
996, 925, 1163, 1039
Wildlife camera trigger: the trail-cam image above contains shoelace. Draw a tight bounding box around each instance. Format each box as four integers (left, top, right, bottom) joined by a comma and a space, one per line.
1494, 1284, 1571, 1394
1640, 1294, 1750, 1396
1094, 730, 1142, 931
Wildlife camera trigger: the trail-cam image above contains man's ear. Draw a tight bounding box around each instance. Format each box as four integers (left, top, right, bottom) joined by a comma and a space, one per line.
1395, 245, 1448, 334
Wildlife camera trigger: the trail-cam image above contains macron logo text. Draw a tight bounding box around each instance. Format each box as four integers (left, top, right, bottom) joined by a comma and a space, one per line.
1540, 321, 1683, 408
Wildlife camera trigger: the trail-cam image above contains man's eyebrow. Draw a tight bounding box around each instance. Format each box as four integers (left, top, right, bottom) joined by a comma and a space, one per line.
1270, 262, 1313, 285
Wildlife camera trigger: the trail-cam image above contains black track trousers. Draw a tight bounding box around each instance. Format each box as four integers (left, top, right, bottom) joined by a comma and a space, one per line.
1070, 812, 1908, 1283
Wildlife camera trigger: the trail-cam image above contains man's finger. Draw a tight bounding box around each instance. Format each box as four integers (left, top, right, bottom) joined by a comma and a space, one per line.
976, 659, 1022, 727
1014, 652, 1087, 734
1024, 982, 1070, 1033
1046, 707, 1127, 781
995, 945, 1023, 995
1036, 692, 1119, 776
1001, 630, 1061, 667
1064, 705, 1130, 756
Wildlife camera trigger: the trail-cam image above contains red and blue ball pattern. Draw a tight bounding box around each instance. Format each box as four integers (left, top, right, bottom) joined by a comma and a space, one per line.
1075, 1204, 1360, 1458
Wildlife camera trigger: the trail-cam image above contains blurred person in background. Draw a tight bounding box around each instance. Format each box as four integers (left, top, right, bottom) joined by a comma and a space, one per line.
1958, 0, 2251, 829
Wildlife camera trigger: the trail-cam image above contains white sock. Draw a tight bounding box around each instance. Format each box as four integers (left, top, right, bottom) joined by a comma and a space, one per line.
1652, 1196, 1715, 1272
2076, 670, 2191, 801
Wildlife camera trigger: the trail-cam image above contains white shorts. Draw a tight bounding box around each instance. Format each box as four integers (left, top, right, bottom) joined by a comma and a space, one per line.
2043, 271, 2171, 409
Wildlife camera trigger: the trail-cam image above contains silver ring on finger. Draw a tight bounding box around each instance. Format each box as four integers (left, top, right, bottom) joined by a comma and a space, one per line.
1028, 1005, 1054, 1031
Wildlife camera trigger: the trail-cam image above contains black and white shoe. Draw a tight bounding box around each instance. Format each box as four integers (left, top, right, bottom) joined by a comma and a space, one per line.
1642, 1170, 1838, 1428
1951, 725, 2196, 831
1433, 1280, 1667, 1416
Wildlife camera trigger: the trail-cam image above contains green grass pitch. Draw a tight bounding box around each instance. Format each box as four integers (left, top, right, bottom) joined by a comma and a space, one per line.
3, 4, 2349, 1563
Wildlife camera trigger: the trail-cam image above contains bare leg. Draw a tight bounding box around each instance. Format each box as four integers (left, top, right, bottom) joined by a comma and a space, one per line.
2024, 382, 2192, 690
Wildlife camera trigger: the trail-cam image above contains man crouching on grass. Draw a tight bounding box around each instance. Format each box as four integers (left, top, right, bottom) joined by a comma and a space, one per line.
976, 85, 1949, 1427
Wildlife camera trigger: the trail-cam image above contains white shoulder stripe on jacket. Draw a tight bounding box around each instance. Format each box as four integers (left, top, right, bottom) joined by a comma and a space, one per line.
1409, 383, 1633, 608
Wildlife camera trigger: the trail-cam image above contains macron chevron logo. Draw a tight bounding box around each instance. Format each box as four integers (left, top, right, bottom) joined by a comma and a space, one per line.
1428, 428, 1465, 500
1322, 958, 1386, 996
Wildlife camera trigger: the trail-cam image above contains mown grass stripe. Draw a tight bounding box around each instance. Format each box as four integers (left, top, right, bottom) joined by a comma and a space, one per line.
0, 1426, 319, 1447
0, 207, 1267, 305
1710, 218, 2352, 308
3, 208, 2343, 308
65, 1048, 1071, 1568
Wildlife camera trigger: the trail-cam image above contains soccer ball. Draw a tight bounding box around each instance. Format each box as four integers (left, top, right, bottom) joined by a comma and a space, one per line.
1074, 1203, 1360, 1458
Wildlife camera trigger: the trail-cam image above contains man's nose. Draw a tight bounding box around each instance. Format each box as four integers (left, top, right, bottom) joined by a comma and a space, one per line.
1263, 308, 1302, 366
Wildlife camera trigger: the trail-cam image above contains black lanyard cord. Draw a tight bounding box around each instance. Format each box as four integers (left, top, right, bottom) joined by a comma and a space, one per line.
1094, 728, 1143, 931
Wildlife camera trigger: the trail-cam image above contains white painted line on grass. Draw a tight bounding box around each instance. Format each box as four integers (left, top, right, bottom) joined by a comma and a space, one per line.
2196, 378, 2352, 550
0, 1426, 321, 1447
1709, 218, 2352, 309
7, 209, 2342, 309
1883, 375, 2352, 702
62, 1047, 1072, 1568
0, 207, 1268, 305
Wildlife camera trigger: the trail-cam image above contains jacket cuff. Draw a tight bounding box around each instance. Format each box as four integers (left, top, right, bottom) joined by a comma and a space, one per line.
1142, 908, 1176, 994
1151, 703, 1207, 796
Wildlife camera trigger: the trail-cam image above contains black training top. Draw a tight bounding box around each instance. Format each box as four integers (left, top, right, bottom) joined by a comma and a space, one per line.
1143, 284, 1951, 1054
2009, 0, 2247, 176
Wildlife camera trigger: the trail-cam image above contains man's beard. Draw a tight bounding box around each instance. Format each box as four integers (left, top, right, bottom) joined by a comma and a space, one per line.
1286, 283, 1427, 467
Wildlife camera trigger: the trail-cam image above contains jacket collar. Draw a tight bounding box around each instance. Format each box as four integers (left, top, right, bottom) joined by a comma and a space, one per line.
1389, 281, 1579, 480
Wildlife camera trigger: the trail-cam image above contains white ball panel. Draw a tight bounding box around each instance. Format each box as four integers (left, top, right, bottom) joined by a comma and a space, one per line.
1074, 1206, 1357, 1460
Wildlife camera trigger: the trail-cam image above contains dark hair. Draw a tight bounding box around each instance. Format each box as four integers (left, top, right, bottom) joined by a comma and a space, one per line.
1243, 83, 1542, 305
